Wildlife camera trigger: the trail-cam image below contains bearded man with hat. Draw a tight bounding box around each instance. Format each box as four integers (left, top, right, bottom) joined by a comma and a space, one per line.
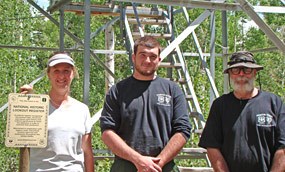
199, 51, 285, 172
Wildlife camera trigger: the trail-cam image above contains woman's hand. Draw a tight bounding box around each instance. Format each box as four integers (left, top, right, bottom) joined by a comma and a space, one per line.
20, 84, 34, 94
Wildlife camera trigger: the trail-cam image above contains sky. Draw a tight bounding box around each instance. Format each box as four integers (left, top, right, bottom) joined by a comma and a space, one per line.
37, 0, 49, 9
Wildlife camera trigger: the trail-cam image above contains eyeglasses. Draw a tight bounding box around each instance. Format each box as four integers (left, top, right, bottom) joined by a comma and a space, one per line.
230, 68, 253, 75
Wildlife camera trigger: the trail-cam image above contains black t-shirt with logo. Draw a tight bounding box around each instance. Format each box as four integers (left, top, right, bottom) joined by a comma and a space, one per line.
100, 76, 191, 171
199, 90, 285, 172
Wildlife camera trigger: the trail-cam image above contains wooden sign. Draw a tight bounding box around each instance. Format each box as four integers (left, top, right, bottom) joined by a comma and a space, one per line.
5, 93, 49, 148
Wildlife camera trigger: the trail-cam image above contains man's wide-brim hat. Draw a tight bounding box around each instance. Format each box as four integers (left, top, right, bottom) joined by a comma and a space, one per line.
224, 51, 263, 73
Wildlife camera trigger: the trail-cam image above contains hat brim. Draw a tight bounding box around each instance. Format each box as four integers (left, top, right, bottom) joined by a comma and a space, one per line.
48, 59, 75, 67
224, 62, 263, 73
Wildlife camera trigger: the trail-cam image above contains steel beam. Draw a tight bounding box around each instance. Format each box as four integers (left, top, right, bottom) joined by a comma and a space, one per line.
59, 9, 65, 51
115, 0, 240, 11
209, 11, 218, 102
105, 25, 115, 91
254, 6, 285, 14
63, 3, 164, 16
114, 0, 285, 13
160, 10, 212, 60
0, 73, 45, 113
180, 7, 219, 99
221, 11, 229, 94
236, 0, 285, 54
0, 44, 127, 54
83, 0, 91, 105
27, 0, 116, 79
48, 0, 72, 13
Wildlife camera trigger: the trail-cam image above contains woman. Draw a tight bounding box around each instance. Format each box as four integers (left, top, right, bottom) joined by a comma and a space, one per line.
20, 52, 94, 172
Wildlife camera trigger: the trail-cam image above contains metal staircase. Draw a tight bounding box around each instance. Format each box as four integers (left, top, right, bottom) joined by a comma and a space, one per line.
118, 2, 217, 171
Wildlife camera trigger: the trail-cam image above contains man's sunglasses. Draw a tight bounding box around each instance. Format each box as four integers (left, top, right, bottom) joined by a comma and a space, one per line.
230, 67, 253, 75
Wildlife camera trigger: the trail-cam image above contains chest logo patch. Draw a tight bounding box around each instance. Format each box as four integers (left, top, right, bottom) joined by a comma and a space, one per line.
156, 94, 171, 106
256, 113, 274, 127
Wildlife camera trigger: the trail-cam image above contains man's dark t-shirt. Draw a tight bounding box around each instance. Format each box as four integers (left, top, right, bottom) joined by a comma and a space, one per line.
100, 76, 192, 172
199, 91, 285, 172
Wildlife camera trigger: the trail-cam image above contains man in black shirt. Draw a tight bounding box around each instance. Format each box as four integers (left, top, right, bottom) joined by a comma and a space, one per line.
100, 36, 191, 172
199, 51, 285, 172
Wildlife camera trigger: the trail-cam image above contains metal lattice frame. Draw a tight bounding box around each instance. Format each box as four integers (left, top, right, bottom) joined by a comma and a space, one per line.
1, 0, 285, 115
25, 0, 285, 102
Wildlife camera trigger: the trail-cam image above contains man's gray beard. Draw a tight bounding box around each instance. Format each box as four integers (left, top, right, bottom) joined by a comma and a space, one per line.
230, 77, 255, 94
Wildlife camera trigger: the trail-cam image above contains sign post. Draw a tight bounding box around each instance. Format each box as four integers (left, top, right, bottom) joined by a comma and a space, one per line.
19, 148, 30, 172
5, 93, 49, 172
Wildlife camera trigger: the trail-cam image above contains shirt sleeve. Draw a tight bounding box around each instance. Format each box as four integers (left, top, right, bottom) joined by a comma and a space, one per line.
100, 85, 120, 133
275, 95, 285, 149
198, 98, 223, 149
171, 84, 192, 141
84, 104, 93, 134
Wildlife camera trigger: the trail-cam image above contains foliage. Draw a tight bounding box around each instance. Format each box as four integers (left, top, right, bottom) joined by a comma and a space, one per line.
0, 0, 285, 171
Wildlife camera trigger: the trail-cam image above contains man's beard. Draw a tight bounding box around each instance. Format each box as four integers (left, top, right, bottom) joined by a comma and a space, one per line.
230, 76, 255, 94
134, 64, 158, 76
